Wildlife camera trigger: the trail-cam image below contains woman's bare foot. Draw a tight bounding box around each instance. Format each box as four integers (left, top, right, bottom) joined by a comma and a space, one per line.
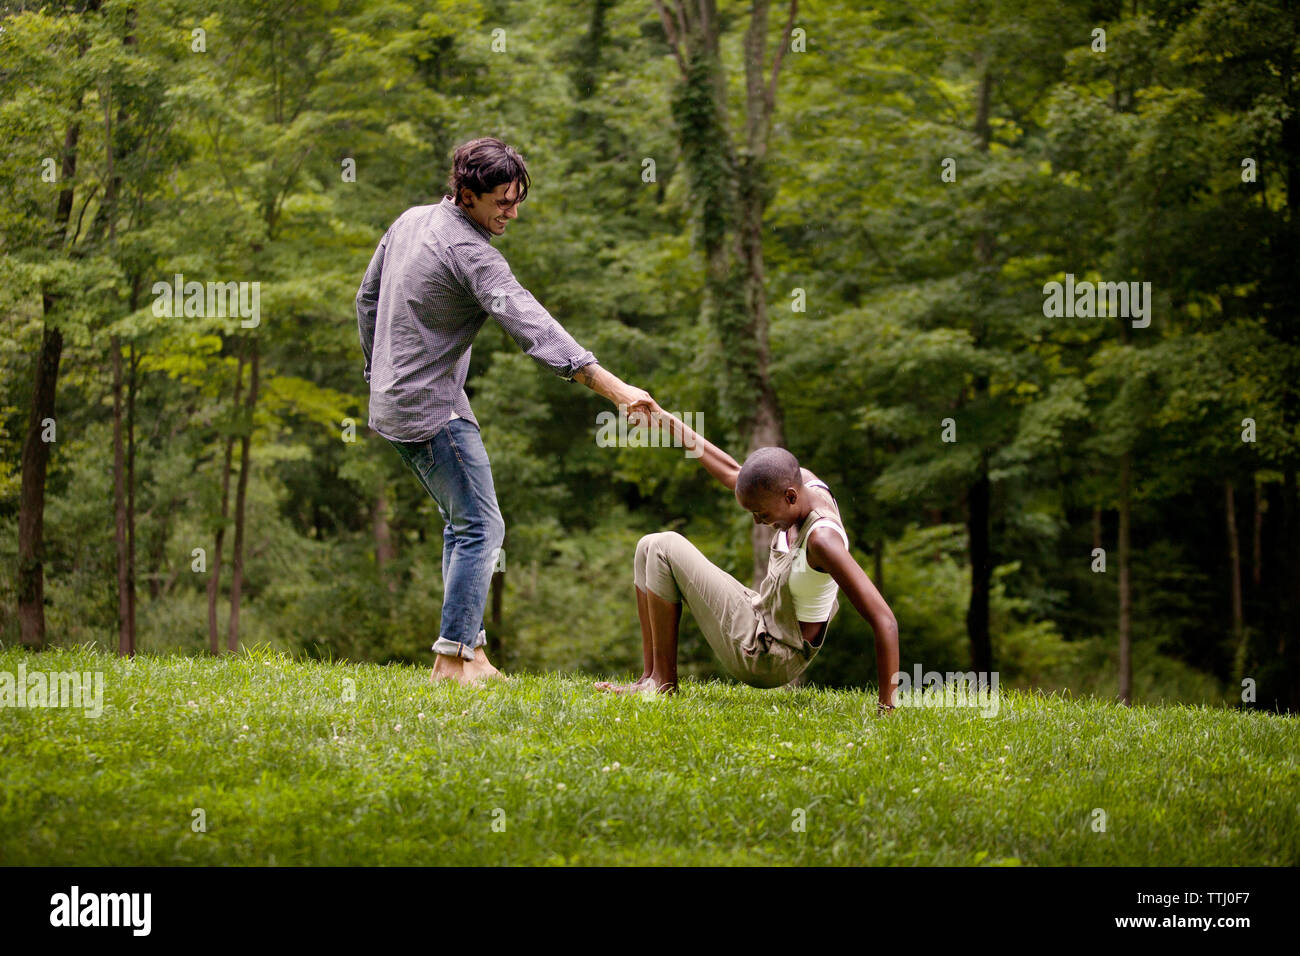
594, 674, 653, 692
595, 676, 676, 695
594, 674, 651, 692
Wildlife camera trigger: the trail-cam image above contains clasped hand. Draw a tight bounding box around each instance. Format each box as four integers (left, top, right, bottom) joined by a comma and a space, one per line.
622, 387, 661, 428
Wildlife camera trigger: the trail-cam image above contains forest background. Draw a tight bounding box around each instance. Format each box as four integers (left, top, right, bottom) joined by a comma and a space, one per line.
3, 0, 1298, 712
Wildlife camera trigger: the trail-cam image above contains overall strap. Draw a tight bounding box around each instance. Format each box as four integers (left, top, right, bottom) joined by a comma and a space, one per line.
794, 505, 843, 551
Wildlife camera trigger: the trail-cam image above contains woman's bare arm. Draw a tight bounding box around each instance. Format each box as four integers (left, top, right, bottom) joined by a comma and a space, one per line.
807, 529, 900, 710
646, 401, 741, 492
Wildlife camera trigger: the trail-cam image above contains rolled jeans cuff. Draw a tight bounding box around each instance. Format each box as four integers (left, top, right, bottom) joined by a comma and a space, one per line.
432, 629, 486, 661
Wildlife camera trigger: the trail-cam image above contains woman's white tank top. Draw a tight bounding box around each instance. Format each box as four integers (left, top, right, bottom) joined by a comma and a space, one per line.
771, 479, 849, 621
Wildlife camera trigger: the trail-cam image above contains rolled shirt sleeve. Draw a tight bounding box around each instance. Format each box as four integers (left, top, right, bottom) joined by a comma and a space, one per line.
454, 241, 596, 381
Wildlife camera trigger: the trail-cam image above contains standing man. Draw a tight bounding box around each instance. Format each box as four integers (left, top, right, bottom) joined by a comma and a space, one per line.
356, 136, 652, 686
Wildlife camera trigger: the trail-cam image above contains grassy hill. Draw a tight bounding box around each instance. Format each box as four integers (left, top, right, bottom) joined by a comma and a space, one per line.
0, 646, 1295, 865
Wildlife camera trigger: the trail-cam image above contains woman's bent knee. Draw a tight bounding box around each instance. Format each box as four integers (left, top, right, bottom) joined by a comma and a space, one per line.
637, 530, 679, 553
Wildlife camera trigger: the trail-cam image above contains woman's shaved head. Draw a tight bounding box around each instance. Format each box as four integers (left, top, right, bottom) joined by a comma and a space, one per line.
736, 446, 801, 503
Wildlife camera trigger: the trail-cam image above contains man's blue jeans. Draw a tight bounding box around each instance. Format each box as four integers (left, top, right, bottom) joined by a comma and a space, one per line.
387, 418, 505, 661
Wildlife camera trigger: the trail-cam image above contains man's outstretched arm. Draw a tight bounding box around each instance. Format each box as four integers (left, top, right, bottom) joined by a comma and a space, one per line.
571, 363, 652, 415
455, 241, 652, 416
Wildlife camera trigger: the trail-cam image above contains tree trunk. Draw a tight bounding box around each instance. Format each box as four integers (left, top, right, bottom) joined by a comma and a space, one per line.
17, 323, 64, 648
568, 0, 613, 146
965, 55, 994, 677
103, 39, 138, 656
373, 481, 397, 594
112, 336, 131, 655
1118, 450, 1133, 705
490, 570, 504, 662
966, 456, 992, 675
1279, 79, 1300, 712
17, 115, 80, 648
227, 335, 261, 653
739, 0, 788, 584
109, 291, 140, 658
655, 0, 797, 589
1252, 472, 1263, 593
208, 339, 246, 654
147, 517, 172, 601
1226, 479, 1246, 687
486, 527, 506, 660
148, 531, 165, 600
126, 342, 137, 649
1282, 467, 1300, 708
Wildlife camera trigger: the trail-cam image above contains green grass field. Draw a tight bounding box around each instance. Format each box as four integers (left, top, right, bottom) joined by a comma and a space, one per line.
0, 646, 1296, 865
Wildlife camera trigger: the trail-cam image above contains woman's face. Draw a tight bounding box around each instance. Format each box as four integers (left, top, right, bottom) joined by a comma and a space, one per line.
736, 486, 800, 530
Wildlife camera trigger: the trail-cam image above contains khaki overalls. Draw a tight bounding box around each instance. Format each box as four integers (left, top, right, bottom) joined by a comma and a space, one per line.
634, 499, 846, 688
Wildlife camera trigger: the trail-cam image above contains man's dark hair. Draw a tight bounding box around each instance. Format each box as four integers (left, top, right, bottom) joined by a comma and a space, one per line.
736, 446, 802, 502
447, 137, 531, 207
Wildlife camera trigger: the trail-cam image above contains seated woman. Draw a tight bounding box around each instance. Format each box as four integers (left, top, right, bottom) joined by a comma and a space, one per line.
596, 400, 900, 712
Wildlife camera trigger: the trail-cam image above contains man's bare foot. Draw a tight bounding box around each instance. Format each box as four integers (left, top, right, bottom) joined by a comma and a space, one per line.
474, 646, 510, 677
430, 654, 479, 687
463, 649, 508, 684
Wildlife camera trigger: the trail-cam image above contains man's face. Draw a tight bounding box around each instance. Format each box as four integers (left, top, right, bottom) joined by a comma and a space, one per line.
459, 180, 523, 236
